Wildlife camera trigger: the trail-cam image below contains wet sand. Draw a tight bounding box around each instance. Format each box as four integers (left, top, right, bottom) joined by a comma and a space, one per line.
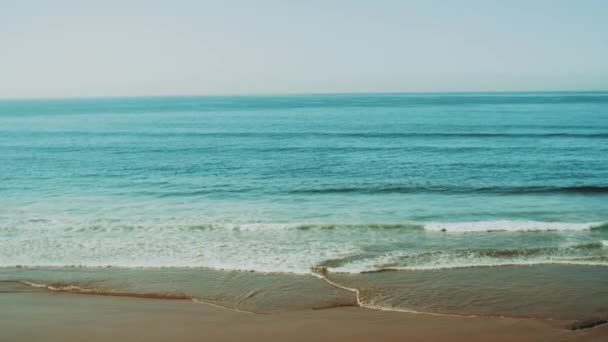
3, 265, 607, 319
1, 287, 607, 342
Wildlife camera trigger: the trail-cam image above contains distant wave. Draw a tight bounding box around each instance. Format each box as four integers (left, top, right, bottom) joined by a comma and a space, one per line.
543, 186, 608, 193
117, 185, 608, 198
291, 185, 608, 195
7, 131, 608, 139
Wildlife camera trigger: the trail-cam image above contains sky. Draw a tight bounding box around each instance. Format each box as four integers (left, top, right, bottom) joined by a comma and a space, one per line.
1, 0, 608, 98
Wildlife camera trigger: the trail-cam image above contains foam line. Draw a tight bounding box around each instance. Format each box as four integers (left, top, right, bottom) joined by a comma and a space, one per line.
309, 267, 482, 318
234, 290, 257, 314
191, 298, 239, 312
424, 221, 601, 232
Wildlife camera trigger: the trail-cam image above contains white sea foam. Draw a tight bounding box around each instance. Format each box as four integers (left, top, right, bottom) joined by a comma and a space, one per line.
424, 220, 599, 232
1, 214, 607, 274
322, 240, 608, 273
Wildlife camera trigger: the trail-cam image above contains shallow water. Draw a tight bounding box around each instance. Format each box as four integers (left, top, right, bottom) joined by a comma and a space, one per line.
2, 265, 606, 320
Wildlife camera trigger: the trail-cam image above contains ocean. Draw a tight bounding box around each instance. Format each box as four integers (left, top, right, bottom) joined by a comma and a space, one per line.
1, 92, 607, 319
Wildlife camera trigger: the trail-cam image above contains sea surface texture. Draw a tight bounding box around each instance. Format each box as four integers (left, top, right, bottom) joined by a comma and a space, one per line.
1, 93, 607, 274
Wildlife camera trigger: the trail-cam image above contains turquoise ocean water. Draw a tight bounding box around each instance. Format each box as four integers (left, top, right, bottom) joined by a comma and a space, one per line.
1, 93, 607, 275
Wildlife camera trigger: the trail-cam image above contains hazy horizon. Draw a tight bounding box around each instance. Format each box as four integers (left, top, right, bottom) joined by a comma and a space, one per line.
3, 90, 608, 102
2, 0, 608, 98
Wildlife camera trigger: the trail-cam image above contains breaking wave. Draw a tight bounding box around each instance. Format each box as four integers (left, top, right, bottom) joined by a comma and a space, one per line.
2, 216, 607, 273
318, 241, 608, 273
424, 221, 607, 232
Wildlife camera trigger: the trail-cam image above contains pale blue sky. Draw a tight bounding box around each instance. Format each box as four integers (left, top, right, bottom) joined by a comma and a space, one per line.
1, 0, 607, 98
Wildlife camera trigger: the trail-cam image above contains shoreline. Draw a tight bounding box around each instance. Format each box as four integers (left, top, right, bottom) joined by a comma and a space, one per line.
11, 274, 608, 328
1, 285, 606, 342
3, 264, 607, 320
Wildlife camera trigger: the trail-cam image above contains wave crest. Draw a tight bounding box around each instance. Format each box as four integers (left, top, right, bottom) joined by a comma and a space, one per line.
425, 221, 602, 232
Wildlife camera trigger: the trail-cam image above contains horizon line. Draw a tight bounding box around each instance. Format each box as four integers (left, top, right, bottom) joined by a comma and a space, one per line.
1, 89, 608, 101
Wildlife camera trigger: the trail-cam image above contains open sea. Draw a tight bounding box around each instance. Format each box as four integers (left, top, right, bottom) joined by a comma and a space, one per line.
1, 92, 607, 319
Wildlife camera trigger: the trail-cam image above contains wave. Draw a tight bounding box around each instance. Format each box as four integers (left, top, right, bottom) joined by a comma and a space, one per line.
291, 185, 608, 195
357, 260, 608, 273
9, 216, 607, 233
403, 242, 607, 260
183, 222, 424, 232
2, 238, 607, 275
3, 216, 606, 274
424, 221, 606, 232
9, 130, 608, 139
168, 220, 608, 233
318, 241, 608, 273
118, 185, 608, 199
174, 220, 599, 234
294, 223, 423, 231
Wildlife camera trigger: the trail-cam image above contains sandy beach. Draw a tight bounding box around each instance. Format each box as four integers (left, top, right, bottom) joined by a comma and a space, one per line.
1, 280, 606, 342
